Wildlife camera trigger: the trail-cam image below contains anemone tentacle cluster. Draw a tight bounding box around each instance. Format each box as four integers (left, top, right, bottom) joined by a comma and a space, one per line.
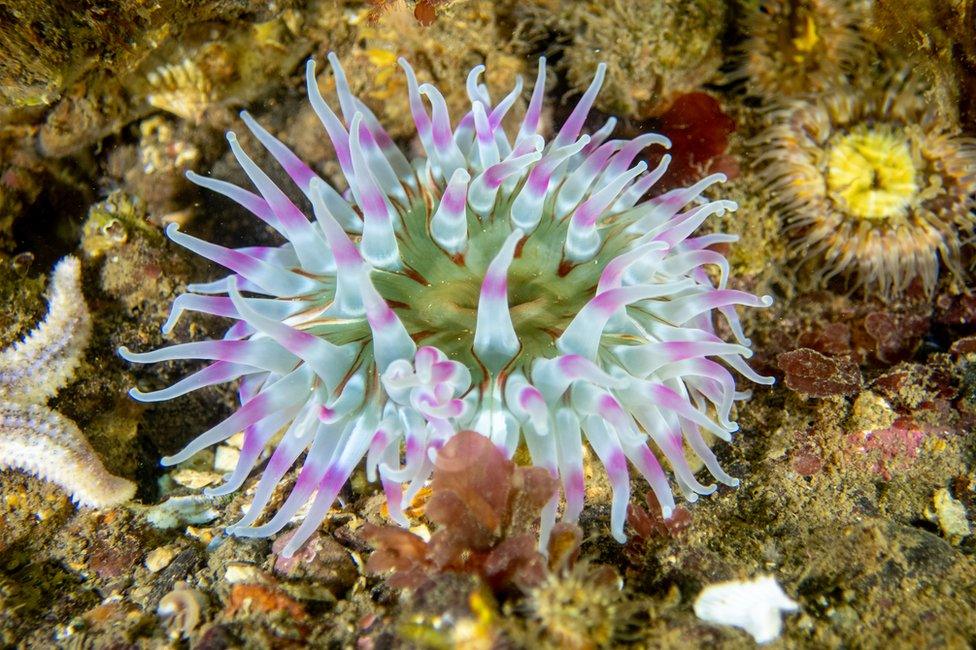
757, 74, 976, 297
122, 54, 772, 557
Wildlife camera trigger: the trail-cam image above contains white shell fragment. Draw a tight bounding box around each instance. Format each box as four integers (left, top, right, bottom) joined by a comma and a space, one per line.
147, 494, 221, 529
693, 575, 800, 644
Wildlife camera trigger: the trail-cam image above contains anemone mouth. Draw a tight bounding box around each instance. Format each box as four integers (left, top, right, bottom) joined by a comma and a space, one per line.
363, 194, 635, 380
826, 125, 919, 223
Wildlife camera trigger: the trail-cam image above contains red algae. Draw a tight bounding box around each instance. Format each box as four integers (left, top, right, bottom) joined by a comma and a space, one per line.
364, 430, 560, 592
648, 92, 737, 189
777, 348, 862, 397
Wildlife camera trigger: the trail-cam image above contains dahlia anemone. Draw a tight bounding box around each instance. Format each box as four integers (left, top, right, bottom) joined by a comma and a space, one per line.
121, 54, 772, 557
756, 74, 976, 297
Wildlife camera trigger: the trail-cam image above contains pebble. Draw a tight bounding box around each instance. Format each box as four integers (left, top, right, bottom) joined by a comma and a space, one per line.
147, 495, 220, 530
213, 446, 241, 473
225, 562, 266, 585
145, 546, 178, 573
931, 488, 971, 544
171, 469, 222, 489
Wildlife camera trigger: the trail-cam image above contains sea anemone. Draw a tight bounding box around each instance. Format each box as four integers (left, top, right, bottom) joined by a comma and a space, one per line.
756, 73, 976, 296
526, 561, 630, 650
736, 0, 869, 100
121, 55, 772, 557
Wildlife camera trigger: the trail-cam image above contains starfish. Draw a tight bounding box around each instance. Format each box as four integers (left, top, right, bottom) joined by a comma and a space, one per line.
0, 256, 135, 508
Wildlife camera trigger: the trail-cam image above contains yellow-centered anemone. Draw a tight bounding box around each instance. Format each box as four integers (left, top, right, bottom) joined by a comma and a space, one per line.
757, 76, 976, 297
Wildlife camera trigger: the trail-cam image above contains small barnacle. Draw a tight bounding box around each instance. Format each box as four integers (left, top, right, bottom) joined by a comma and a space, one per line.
525, 561, 631, 650
157, 582, 209, 640
146, 58, 215, 123
756, 73, 976, 297
736, 0, 870, 100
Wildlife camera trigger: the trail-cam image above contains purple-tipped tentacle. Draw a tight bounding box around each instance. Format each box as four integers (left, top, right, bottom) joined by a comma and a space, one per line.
118, 338, 297, 373
162, 366, 315, 465
554, 62, 607, 148
554, 408, 585, 524
162, 293, 305, 335
613, 154, 672, 213
581, 415, 630, 542
468, 148, 542, 217
226, 132, 332, 275
521, 422, 559, 551
240, 111, 319, 195
166, 224, 317, 296
309, 178, 371, 316
349, 113, 402, 270
279, 415, 378, 556
205, 402, 305, 497
354, 119, 409, 205
228, 279, 355, 393
516, 57, 546, 145
558, 283, 687, 360
565, 161, 647, 262
473, 228, 523, 374
185, 171, 277, 229
554, 139, 624, 218
511, 136, 590, 232
306, 59, 354, 179
430, 168, 470, 253
129, 361, 254, 403
359, 272, 416, 371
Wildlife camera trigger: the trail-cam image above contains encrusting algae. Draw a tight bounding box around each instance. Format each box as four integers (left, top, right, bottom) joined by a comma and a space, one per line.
527, 0, 725, 118
340, 0, 530, 138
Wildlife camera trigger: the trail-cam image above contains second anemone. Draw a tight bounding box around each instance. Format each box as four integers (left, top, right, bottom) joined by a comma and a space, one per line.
121, 55, 772, 557
757, 72, 976, 297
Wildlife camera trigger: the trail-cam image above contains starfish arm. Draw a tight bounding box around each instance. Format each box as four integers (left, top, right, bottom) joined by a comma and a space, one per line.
0, 401, 135, 508
0, 257, 92, 404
